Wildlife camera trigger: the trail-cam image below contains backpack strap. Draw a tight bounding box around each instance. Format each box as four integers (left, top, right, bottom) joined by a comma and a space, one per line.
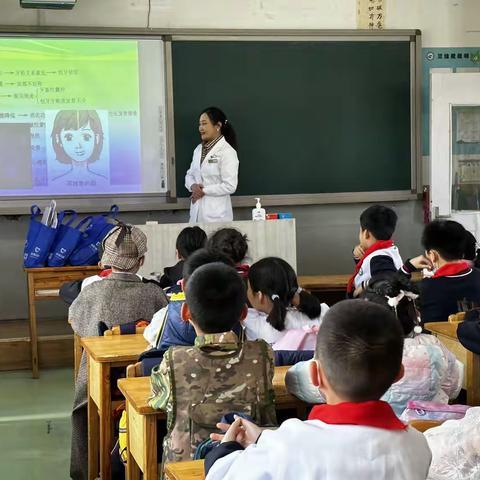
154, 308, 170, 349
30, 205, 42, 218
60, 209, 78, 227
258, 340, 277, 427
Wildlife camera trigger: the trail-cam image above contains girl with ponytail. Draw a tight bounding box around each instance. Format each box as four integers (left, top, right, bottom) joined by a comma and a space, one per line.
244, 257, 329, 350
185, 106, 239, 223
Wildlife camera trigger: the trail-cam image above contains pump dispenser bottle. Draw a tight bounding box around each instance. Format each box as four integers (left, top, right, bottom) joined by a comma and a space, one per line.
252, 197, 266, 221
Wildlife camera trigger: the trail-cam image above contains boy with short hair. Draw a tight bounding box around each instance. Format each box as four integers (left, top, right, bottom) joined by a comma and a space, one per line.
401, 219, 480, 323
159, 226, 207, 289
149, 263, 276, 470
204, 300, 431, 480
348, 204, 402, 297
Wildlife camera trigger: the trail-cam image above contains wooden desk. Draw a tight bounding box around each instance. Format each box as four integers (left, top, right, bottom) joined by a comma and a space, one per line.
117, 365, 303, 480
81, 334, 148, 480
425, 321, 480, 406
24, 265, 101, 378
298, 272, 422, 292
164, 460, 204, 480
298, 272, 422, 306
298, 274, 349, 292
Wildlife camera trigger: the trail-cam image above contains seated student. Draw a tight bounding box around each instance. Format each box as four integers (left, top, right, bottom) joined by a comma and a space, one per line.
423, 407, 480, 480
463, 230, 480, 268
458, 312, 480, 355
59, 262, 112, 305
204, 300, 432, 480
349, 204, 403, 297
207, 227, 250, 277
243, 257, 328, 350
69, 224, 168, 480
158, 226, 207, 289
149, 262, 277, 470
401, 219, 480, 323
143, 248, 235, 349
286, 275, 463, 415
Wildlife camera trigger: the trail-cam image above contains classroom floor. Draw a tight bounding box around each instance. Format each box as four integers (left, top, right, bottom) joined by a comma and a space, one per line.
0, 368, 74, 480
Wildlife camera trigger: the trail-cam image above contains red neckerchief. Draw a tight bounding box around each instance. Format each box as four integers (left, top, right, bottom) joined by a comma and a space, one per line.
432, 261, 471, 279
308, 400, 406, 430
99, 268, 113, 278
237, 264, 250, 279
347, 240, 395, 293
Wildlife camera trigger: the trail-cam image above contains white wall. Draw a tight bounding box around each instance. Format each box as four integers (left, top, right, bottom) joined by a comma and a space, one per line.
1, 0, 480, 47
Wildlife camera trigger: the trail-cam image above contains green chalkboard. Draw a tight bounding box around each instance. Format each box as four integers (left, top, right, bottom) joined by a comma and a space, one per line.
172, 41, 412, 198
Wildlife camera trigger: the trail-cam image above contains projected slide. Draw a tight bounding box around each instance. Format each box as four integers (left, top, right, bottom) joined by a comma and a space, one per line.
0, 38, 167, 197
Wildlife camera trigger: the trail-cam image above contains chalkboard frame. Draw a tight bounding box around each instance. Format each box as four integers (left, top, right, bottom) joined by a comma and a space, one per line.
0, 27, 421, 214
165, 29, 422, 207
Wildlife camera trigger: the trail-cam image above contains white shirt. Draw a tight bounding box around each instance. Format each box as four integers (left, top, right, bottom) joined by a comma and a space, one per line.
185, 136, 239, 223
243, 305, 329, 349
206, 417, 432, 480
143, 305, 168, 347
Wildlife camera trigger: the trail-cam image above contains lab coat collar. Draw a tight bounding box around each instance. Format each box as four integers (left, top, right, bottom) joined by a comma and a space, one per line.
308, 400, 407, 430
201, 136, 226, 166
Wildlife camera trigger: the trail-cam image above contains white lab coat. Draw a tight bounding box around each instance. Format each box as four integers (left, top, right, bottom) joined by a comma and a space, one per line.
206, 418, 432, 480
185, 137, 239, 223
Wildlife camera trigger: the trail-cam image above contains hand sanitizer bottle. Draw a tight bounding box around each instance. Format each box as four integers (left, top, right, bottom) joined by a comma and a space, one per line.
252, 197, 266, 221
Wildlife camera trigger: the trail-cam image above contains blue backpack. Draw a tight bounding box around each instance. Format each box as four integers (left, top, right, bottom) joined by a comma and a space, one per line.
47, 211, 92, 267
24, 206, 63, 268
69, 205, 119, 266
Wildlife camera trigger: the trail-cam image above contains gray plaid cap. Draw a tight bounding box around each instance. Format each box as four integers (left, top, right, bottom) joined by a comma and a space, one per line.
101, 224, 147, 271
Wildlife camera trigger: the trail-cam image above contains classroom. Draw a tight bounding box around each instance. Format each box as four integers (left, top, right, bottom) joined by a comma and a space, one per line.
1, 0, 480, 479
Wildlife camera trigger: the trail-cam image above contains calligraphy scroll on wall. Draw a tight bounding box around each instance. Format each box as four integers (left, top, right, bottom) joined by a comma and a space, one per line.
357, 0, 385, 29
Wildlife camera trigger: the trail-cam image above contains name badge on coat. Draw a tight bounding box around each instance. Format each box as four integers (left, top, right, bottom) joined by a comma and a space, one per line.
208, 155, 219, 164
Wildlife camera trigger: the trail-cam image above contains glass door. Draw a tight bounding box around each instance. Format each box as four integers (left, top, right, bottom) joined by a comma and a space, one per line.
430, 72, 480, 236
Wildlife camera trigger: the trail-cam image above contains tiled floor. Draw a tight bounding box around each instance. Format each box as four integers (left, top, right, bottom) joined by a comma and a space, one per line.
0, 368, 74, 479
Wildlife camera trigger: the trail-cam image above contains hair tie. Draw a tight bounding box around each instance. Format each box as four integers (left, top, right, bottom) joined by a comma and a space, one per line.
224, 119, 228, 125
271, 294, 279, 301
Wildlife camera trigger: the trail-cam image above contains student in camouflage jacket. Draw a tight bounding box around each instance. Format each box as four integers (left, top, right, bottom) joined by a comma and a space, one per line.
149, 262, 277, 475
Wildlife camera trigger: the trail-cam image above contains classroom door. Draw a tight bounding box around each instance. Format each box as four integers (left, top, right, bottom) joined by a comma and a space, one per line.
431, 71, 480, 237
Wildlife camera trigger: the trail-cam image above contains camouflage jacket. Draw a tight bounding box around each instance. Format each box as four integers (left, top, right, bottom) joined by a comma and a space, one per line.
149, 331, 277, 468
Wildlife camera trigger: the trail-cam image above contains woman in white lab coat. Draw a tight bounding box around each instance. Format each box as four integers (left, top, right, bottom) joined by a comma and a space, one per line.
185, 107, 239, 223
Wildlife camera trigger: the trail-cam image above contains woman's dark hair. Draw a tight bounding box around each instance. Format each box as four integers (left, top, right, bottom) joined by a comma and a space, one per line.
248, 257, 321, 331
201, 106, 238, 151
362, 273, 420, 336
207, 228, 248, 264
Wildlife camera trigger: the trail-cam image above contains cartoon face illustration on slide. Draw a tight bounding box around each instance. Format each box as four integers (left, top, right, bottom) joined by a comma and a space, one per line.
49, 110, 109, 186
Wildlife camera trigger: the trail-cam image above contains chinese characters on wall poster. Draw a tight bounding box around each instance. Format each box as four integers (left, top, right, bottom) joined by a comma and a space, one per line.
357, 0, 385, 30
